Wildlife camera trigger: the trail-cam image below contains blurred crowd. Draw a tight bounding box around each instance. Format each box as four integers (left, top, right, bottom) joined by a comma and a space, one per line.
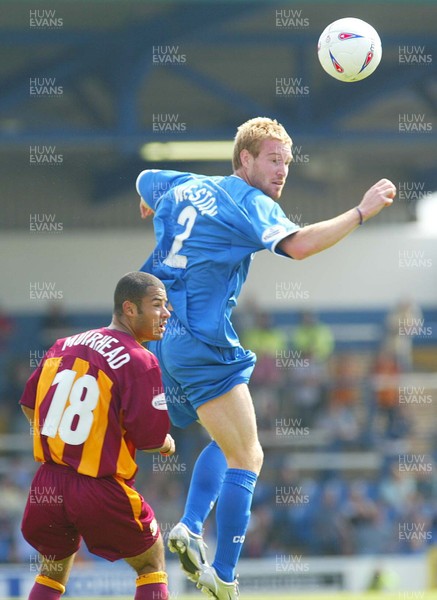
0, 299, 436, 564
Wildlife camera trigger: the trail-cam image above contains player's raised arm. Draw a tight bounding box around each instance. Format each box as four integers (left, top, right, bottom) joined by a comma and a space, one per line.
279, 178, 396, 260
136, 168, 204, 219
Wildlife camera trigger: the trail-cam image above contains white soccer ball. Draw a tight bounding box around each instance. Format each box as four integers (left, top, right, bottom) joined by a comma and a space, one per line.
317, 17, 382, 82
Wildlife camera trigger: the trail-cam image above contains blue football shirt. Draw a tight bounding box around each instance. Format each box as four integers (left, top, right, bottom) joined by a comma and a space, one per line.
136, 169, 300, 348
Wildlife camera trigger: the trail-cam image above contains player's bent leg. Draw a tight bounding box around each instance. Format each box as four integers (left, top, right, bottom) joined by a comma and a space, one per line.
179, 440, 227, 536
197, 383, 263, 472
124, 532, 166, 574
168, 439, 227, 583
28, 554, 75, 599
125, 534, 169, 600
196, 384, 263, 586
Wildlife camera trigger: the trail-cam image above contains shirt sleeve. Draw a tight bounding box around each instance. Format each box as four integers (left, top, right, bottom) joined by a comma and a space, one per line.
120, 365, 170, 450
242, 191, 301, 257
19, 365, 42, 409
136, 169, 201, 211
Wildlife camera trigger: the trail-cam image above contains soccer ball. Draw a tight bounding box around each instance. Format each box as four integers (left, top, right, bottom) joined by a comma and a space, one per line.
317, 17, 382, 82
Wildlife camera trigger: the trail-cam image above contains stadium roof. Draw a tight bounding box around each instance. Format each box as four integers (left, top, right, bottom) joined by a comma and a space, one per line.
0, 0, 436, 228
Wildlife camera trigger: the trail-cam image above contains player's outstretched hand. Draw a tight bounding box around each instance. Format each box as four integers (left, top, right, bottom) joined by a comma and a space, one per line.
358, 178, 396, 223
159, 434, 176, 456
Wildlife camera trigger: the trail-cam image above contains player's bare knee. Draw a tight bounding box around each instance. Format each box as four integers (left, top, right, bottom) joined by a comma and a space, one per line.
247, 441, 263, 474
231, 440, 263, 474
136, 557, 166, 576
252, 441, 264, 473
125, 535, 166, 575
127, 553, 166, 576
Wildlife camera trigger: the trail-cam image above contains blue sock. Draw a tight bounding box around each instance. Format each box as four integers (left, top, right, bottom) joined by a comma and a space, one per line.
181, 441, 227, 535
212, 468, 258, 583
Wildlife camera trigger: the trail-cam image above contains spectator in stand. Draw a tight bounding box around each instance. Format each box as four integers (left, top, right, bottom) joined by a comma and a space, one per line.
371, 350, 401, 437
286, 356, 328, 428
285, 310, 334, 428
310, 485, 349, 555
341, 481, 380, 554
379, 461, 417, 518
329, 354, 361, 409
241, 310, 286, 388
291, 310, 334, 364
314, 397, 361, 450
370, 351, 413, 443
383, 298, 423, 371
398, 499, 433, 554
241, 310, 287, 430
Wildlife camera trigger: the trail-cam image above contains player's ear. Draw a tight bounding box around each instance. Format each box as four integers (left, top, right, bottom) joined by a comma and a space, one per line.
122, 300, 137, 317
239, 148, 253, 169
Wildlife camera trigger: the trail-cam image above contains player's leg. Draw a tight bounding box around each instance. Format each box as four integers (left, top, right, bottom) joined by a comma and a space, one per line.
151, 325, 258, 592
157, 350, 228, 540
21, 464, 81, 599
179, 440, 227, 535
27, 554, 75, 599
196, 383, 263, 588
71, 473, 169, 599
125, 534, 169, 600
197, 382, 263, 472
150, 334, 228, 580
168, 439, 226, 582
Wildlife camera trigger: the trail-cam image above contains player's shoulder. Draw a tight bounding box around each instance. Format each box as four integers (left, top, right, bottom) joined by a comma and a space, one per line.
136, 169, 201, 193
103, 329, 152, 359
45, 335, 70, 357
217, 174, 246, 192
103, 337, 161, 390
131, 343, 159, 365
222, 177, 275, 215
121, 339, 160, 373
220, 175, 270, 200
118, 345, 162, 390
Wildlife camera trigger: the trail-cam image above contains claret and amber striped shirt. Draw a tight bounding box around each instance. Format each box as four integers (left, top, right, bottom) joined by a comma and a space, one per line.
20, 327, 169, 480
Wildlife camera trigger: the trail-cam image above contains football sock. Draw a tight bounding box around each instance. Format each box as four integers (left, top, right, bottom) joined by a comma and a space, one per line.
29, 575, 65, 599
212, 468, 258, 583
181, 440, 227, 535
135, 572, 168, 600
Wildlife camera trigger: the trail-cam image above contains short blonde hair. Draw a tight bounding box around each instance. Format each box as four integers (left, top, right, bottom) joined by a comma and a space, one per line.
232, 117, 292, 170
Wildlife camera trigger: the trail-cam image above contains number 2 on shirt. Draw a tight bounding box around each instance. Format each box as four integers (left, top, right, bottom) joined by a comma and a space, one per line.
163, 205, 197, 269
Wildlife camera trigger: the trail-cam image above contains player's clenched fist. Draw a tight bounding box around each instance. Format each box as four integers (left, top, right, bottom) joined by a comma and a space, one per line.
358, 178, 397, 222
159, 434, 176, 456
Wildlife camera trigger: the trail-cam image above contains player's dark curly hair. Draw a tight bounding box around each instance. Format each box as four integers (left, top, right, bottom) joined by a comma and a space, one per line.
113, 271, 164, 316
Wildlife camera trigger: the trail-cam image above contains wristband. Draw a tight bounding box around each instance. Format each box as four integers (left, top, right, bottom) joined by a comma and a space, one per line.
355, 207, 364, 225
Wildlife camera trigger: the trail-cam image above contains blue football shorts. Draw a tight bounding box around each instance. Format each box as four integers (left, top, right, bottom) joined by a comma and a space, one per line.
148, 315, 256, 428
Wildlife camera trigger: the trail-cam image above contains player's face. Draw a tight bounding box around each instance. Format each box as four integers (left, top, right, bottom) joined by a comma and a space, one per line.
243, 138, 292, 200
133, 286, 171, 342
